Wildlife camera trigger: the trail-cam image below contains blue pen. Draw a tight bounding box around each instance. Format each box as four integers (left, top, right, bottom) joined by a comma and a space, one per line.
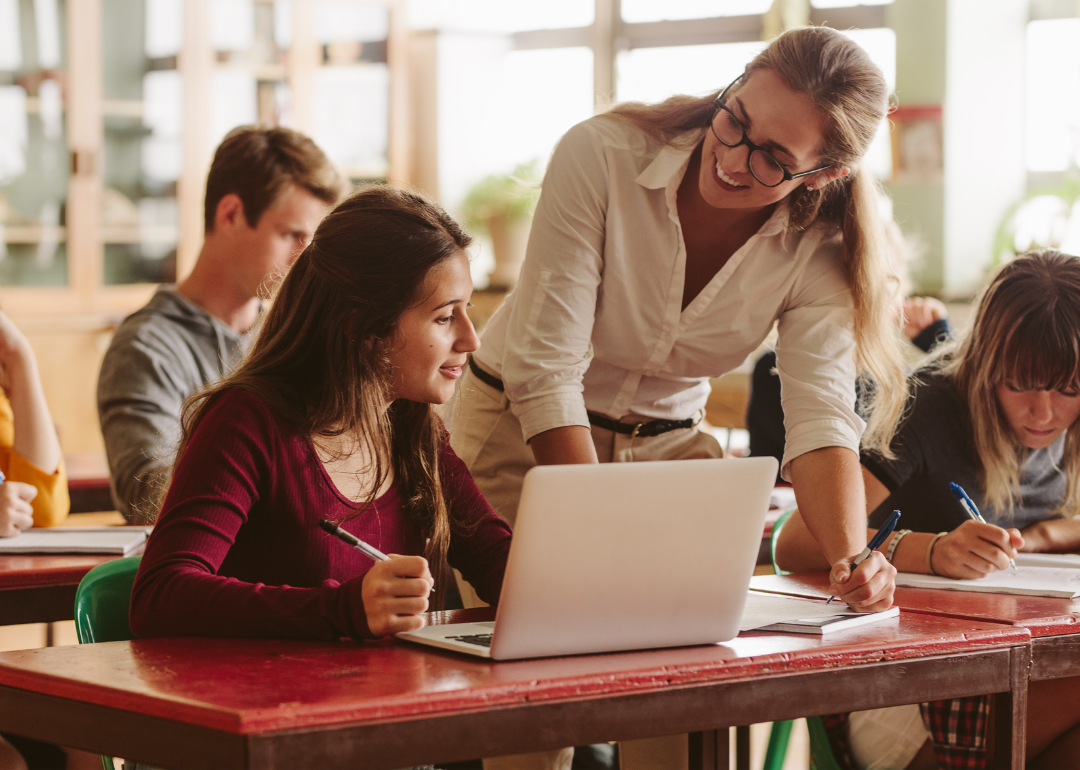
950, 482, 1017, 572
827, 509, 901, 604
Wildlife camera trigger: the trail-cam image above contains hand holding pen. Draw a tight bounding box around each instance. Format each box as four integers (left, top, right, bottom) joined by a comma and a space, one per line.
933, 484, 1022, 578
319, 519, 434, 637
827, 509, 901, 606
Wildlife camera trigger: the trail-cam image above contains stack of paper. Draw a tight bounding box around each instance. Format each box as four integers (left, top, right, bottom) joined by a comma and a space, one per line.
0, 527, 151, 555
741, 591, 899, 635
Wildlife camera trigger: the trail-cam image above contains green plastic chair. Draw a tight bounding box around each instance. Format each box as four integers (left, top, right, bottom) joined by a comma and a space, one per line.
761, 509, 843, 770
74, 556, 142, 770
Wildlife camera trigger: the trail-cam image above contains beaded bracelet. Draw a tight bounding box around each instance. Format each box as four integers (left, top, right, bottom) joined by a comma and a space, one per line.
885, 529, 911, 564
926, 532, 948, 575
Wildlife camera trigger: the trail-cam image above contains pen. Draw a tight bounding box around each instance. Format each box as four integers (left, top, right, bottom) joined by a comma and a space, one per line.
318, 519, 389, 563
950, 482, 1017, 572
827, 509, 901, 605
318, 519, 435, 589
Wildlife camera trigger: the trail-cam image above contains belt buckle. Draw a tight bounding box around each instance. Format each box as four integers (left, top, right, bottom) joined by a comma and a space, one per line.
630, 422, 644, 440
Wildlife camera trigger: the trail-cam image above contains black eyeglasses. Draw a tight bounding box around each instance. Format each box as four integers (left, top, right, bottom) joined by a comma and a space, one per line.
710, 78, 831, 188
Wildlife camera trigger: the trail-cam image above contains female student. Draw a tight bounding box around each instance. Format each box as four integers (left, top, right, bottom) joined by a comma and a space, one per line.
452, 25, 905, 614
0, 308, 67, 536
0, 311, 73, 770
130, 186, 512, 641
776, 250, 1080, 768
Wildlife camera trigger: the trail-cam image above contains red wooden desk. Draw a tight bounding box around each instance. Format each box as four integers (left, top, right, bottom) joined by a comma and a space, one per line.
0, 608, 1030, 769
0, 513, 134, 625
752, 572, 1080, 683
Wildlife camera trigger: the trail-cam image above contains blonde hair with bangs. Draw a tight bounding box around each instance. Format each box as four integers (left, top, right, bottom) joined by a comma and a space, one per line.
604, 26, 907, 454
930, 249, 1080, 516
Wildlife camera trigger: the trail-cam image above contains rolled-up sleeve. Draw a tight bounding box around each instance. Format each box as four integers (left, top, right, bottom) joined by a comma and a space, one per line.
774, 237, 864, 480
501, 121, 610, 442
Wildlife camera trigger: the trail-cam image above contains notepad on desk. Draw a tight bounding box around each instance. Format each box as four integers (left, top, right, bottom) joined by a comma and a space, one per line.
741, 591, 899, 635
0, 527, 151, 555
895, 561, 1080, 599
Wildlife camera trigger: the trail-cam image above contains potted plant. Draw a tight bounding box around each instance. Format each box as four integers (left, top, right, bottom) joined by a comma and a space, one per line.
461, 161, 541, 291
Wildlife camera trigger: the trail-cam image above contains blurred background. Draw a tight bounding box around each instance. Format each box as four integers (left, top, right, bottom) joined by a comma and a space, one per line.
0, 0, 1077, 457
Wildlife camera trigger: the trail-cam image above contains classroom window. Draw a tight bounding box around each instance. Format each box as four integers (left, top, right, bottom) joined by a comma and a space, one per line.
1025, 18, 1080, 173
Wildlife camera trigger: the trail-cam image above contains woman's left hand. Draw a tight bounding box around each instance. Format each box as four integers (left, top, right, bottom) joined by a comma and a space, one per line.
828, 551, 896, 612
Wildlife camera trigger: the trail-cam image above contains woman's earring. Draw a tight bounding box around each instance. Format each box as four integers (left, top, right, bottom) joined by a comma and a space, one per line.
806, 184, 814, 191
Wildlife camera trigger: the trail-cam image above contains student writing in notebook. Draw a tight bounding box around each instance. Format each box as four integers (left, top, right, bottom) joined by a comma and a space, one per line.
776, 250, 1080, 768
0, 308, 67, 537
130, 186, 511, 642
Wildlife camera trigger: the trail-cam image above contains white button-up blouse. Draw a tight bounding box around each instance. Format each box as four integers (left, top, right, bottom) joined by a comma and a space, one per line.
473, 115, 864, 478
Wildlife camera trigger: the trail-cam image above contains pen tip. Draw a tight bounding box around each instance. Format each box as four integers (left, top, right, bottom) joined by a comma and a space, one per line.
317, 519, 336, 534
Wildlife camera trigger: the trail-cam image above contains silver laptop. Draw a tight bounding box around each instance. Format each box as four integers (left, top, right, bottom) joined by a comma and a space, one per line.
398, 456, 778, 660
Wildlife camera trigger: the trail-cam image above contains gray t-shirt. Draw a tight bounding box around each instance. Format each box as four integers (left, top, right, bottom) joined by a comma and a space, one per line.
97, 289, 250, 522
862, 371, 1065, 533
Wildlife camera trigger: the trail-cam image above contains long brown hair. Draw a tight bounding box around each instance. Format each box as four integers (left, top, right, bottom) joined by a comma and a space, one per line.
177, 185, 472, 607
605, 26, 907, 453
931, 250, 1080, 516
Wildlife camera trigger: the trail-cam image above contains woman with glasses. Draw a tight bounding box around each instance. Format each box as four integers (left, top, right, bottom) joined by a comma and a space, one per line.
453, 29, 905, 767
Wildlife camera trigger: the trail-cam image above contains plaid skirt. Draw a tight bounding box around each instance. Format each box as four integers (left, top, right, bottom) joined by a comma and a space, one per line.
824, 695, 991, 769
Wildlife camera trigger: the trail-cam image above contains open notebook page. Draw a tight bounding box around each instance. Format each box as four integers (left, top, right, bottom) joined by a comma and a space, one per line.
895, 565, 1080, 598
0, 527, 151, 555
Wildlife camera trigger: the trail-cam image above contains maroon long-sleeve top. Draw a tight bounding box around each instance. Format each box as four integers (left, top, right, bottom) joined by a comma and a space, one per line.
130, 387, 512, 641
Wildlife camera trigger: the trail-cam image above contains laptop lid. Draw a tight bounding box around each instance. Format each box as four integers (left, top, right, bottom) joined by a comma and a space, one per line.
488, 456, 777, 660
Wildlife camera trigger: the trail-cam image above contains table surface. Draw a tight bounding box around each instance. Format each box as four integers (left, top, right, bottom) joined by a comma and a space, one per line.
0, 607, 1029, 737
751, 572, 1080, 637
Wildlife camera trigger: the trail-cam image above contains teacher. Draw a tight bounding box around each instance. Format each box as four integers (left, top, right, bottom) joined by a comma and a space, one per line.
452, 26, 905, 613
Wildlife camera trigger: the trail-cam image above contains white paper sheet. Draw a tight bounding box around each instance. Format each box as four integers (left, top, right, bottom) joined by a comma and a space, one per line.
896, 565, 1080, 599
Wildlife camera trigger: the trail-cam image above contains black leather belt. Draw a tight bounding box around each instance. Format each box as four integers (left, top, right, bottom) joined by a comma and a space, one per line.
468, 357, 697, 439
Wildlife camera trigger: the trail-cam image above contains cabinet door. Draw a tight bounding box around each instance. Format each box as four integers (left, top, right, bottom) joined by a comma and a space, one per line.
0, 0, 70, 288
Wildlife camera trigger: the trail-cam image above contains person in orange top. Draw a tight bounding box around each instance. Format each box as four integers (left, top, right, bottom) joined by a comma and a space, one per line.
0, 309, 67, 536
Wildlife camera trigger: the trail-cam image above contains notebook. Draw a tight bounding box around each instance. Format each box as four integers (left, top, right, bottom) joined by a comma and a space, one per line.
0, 527, 151, 555
895, 564, 1080, 599
398, 457, 778, 660
740, 591, 899, 635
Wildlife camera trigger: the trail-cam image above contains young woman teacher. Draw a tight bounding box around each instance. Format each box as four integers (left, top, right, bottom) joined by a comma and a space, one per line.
452, 25, 905, 613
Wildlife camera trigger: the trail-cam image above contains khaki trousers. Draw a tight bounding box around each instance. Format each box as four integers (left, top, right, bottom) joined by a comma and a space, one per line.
449, 370, 720, 770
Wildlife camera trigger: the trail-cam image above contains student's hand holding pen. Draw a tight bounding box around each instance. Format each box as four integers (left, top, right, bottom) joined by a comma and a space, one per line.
828, 551, 896, 612
930, 520, 1023, 579
361, 555, 435, 637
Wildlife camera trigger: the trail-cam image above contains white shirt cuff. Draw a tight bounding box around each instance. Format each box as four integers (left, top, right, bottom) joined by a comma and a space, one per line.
779, 416, 864, 482
511, 395, 592, 444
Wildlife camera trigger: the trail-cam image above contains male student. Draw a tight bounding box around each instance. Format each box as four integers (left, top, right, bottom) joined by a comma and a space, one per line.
98, 126, 346, 522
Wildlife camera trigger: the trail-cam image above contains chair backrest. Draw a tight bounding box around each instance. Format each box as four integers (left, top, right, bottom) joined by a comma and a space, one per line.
74, 556, 142, 644
769, 508, 796, 576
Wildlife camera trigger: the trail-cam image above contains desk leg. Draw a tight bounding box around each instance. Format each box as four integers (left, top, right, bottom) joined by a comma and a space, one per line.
991, 645, 1030, 770
689, 729, 729, 770
734, 726, 750, 770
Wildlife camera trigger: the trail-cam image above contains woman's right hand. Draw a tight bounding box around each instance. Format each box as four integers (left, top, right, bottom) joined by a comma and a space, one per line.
0, 481, 37, 537
930, 520, 1022, 579
360, 555, 434, 637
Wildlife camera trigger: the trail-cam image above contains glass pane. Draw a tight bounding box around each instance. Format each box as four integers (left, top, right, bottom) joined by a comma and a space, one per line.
408, 0, 592, 33
0, 0, 69, 287
102, 0, 179, 285
312, 1, 391, 180
617, 42, 767, 104
1026, 18, 1080, 173
621, 0, 770, 23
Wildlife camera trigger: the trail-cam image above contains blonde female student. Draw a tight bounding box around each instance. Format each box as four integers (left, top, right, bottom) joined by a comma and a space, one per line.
130, 186, 511, 642
454, 25, 906, 611
777, 250, 1080, 769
